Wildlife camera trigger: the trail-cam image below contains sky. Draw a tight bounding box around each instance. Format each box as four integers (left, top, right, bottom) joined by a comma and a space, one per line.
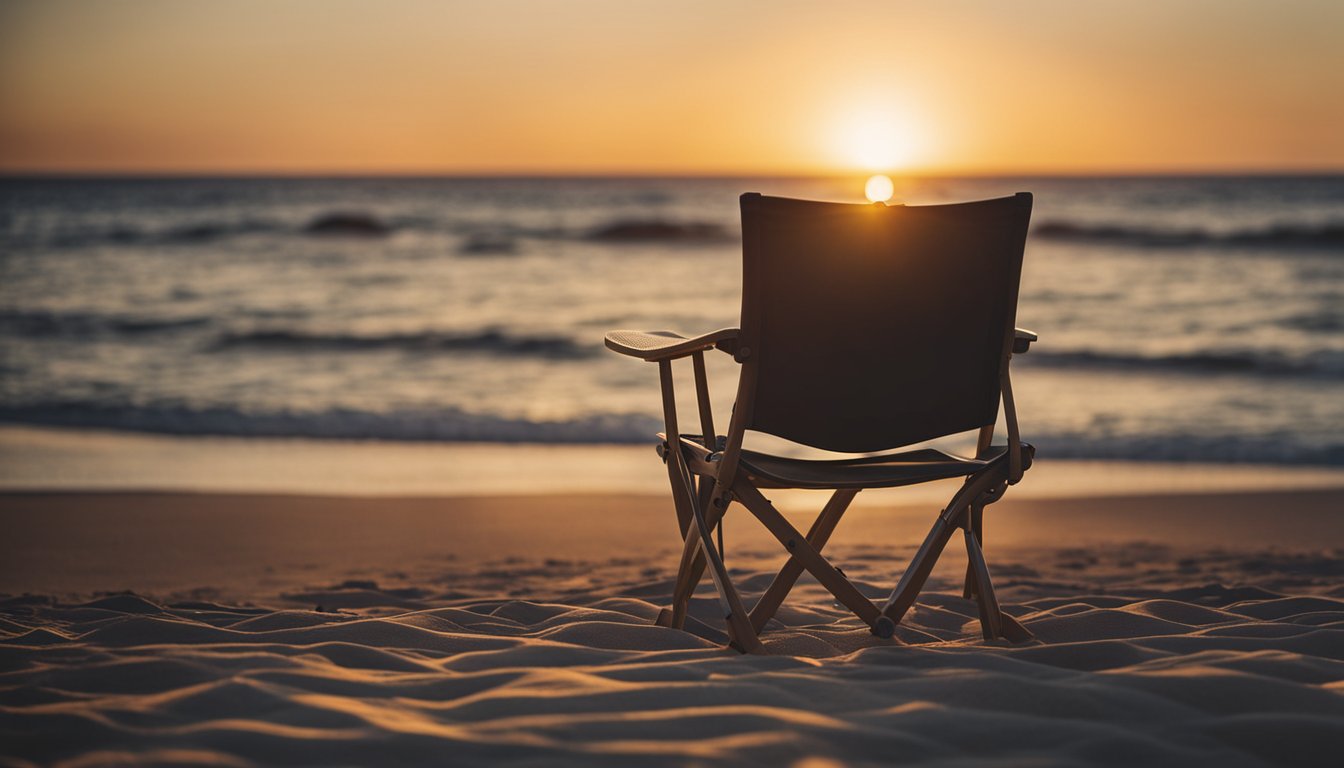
1, 0, 1342, 175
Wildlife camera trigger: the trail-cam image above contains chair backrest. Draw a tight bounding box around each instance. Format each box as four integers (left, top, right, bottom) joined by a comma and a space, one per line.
735, 192, 1032, 453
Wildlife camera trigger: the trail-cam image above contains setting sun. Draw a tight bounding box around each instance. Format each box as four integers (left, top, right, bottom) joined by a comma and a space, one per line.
864, 174, 895, 203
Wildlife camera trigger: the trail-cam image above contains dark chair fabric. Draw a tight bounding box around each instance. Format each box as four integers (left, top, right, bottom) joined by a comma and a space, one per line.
740, 193, 1032, 452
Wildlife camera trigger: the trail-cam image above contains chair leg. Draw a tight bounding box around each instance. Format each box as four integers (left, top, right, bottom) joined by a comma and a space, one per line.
880, 469, 1003, 626
659, 469, 719, 629
657, 522, 703, 628
749, 489, 857, 632
962, 502, 985, 599
696, 475, 717, 532
963, 525, 1002, 640
665, 448, 694, 537
659, 495, 722, 629
687, 494, 764, 654
879, 513, 959, 627
656, 450, 698, 629
733, 482, 885, 633
657, 441, 761, 652
963, 523, 1034, 643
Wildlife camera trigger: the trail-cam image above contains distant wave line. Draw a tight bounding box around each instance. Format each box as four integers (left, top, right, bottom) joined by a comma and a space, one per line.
1032, 220, 1344, 250
0, 309, 212, 337
1019, 348, 1344, 378
0, 403, 661, 444
1, 404, 1341, 465
0, 310, 598, 358
583, 219, 734, 243
22, 215, 1341, 251
5, 308, 1339, 371
9, 213, 740, 250
208, 328, 596, 358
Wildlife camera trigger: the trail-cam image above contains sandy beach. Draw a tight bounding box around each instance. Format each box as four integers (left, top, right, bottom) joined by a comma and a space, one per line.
5, 2, 1342, 765
4, 487, 1342, 766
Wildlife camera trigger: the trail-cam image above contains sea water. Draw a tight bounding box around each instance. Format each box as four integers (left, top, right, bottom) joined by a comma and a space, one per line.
1, 175, 1341, 467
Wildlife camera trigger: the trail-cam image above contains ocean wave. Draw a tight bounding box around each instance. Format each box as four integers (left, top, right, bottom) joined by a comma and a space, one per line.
14, 212, 739, 250
1032, 220, 1344, 250
208, 328, 595, 358
13, 213, 736, 248
0, 309, 598, 359
1026, 432, 1344, 467
1277, 308, 1344, 334
1, 403, 1341, 465
0, 403, 660, 444
1020, 348, 1344, 378
161, 220, 284, 243
17, 212, 389, 249
458, 233, 519, 256
0, 309, 211, 338
303, 212, 391, 237
20, 219, 286, 249
584, 219, 734, 243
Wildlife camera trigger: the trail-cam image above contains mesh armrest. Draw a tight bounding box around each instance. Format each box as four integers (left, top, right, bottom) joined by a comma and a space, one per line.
1013, 327, 1038, 354
605, 328, 739, 361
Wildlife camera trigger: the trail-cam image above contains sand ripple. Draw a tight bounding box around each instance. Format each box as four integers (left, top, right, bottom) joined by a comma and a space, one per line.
3, 543, 1344, 766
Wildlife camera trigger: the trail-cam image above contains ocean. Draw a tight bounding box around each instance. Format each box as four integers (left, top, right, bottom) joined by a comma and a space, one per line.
2, 175, 1341, 467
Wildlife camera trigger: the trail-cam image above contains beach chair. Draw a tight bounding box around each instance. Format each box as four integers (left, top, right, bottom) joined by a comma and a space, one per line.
605, 192, 1037, 653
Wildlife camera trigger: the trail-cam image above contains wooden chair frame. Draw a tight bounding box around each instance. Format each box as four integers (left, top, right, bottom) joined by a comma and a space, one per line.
605, 193, 1037, 653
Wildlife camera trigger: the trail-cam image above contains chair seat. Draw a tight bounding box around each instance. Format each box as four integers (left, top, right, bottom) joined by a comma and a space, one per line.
740, 445, 1009, 490
673, 435, 1024, 490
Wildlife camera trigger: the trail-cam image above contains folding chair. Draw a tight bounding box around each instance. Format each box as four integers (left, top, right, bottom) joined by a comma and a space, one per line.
605, 192, 1037, 653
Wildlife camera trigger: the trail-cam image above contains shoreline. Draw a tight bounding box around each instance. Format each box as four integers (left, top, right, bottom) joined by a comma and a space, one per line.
4, 424, 1344, 501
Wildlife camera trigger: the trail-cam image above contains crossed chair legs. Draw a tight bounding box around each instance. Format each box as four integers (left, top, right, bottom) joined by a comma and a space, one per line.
654, 454, 1034, 653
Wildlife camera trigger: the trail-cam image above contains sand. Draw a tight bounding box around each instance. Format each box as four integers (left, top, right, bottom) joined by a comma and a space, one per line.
3, 489, 1343, 766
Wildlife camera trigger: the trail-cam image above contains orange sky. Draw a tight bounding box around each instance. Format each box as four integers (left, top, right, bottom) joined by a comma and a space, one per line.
1, 0, 1342, 175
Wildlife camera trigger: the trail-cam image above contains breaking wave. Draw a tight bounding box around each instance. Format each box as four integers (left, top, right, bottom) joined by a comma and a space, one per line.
584, 219, 734, 243
2, 403, 1341, 465
209, 328, 595, 358
1026, 431, 1344, 467
0, 309, 211, 338
303, 212, 391, 237
13, 211, 398, 249
1020, 348, 1344, 379
0, 403, 660, 444
1032, 220, 1344, 250
14, 213, 740, 250
31, 220, 285, 248
0, 310, 596, 360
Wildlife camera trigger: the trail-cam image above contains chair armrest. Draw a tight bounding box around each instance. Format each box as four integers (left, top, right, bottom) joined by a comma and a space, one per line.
1013, 327, 1038, 354
605, 328, 740, 362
